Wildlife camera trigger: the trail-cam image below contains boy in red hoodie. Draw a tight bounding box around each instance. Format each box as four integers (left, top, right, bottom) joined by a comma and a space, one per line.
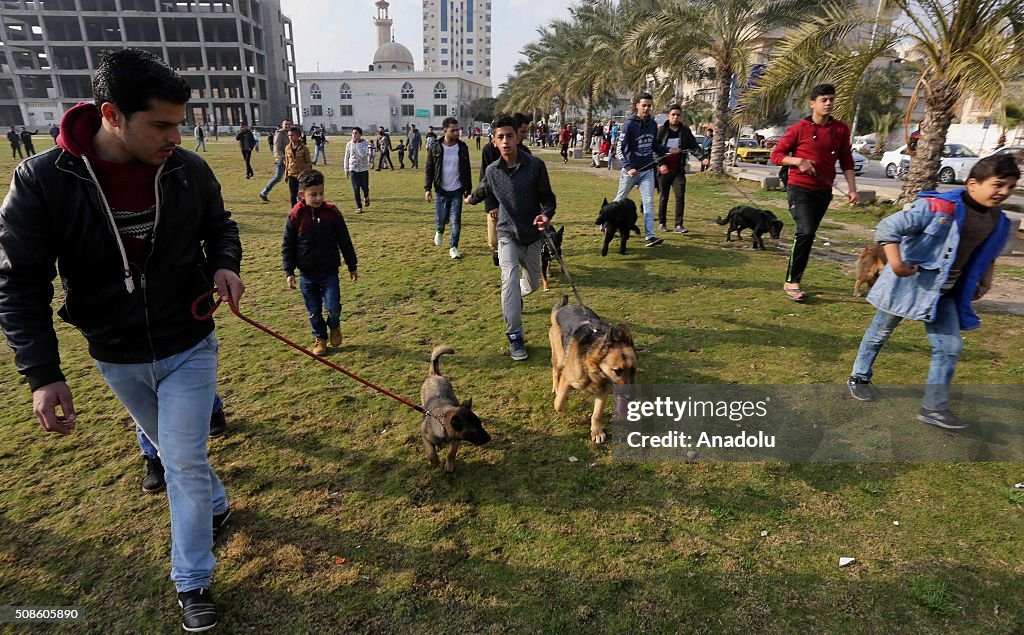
282, 169, 358, 355
771, 83, 859, 301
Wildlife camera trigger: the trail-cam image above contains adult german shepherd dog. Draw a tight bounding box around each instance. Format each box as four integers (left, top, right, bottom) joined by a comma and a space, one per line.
549, 296, 637, 443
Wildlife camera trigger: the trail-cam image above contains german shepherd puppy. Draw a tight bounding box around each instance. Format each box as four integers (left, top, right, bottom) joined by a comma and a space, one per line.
716, 205, 784, 249
549, 296, 637, 444
420, 346, 490, 473
854, 243, 887, 297
595, 197, 641, 256
541, 226, 564, 292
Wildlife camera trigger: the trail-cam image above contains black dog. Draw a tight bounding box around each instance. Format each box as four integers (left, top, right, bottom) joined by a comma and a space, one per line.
541, 226, 564, 292
595, 197, 641, 256
715, 205, 784, 250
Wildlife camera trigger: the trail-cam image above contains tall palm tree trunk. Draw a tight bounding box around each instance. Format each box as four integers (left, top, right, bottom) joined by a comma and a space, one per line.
898, 81, 958, 205
584, 83, 595, 152
710, 68, 733, 174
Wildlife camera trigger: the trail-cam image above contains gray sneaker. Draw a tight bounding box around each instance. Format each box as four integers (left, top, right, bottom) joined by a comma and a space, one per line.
674, 226, 688, 234
918, 407, 967, 430
847, 376, 878, 402
507, 332, 528, 361
658, 223, 668, 232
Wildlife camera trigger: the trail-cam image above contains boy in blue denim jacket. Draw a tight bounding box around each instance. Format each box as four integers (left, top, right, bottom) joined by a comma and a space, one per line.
847, 154, 1019, 429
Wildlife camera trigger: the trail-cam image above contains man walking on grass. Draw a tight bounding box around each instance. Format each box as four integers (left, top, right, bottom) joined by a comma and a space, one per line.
259, 117, 292, 203
466, 114, 555, 361
425, 117, 472, 260
770, 83, 858, 301
0, 48, 244, 632
613, 92, 681, 247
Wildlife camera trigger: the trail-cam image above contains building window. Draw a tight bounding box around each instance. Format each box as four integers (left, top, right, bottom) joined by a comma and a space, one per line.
466, 49, 473, 54
466, 37, 473, 43
339, 83, 351, 100
401, 104, 414, 117
401, 82, 414, 99
441, 60, 448, 66
339, 104, 353, 116
433, 104, 446, 116
440, 37, 447, 43
310, 82, 321, 100
440, 48, 447, 54
309, 105, 323, 115
433, 82, 447, 99
466, 60, 473, 66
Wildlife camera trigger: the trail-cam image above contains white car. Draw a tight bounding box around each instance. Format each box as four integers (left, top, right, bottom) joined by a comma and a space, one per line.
881, 143, 981, 183
837, 151, 867, 175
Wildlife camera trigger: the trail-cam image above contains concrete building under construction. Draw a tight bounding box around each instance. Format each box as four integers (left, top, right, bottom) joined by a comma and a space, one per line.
0, 0, 297, 128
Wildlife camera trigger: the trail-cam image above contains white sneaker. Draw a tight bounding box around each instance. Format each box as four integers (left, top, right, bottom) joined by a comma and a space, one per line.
433, 232, 442, 246
449, 247, 461, 259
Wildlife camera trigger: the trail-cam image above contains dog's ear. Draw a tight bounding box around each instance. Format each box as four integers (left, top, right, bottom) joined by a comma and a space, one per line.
602, 197, 608, 206
614, 324, 634, 345
461, 397, 473, 411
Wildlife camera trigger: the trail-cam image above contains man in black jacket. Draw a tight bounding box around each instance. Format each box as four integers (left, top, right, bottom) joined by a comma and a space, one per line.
0, 48, 243, 633
6, 125, 22, 159
235, 120, 256, 178
656, 104, 703, 233
424, 117, 472, 259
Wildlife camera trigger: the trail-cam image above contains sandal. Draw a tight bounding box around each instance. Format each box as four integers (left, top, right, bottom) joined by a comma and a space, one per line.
783, 286, 807, 301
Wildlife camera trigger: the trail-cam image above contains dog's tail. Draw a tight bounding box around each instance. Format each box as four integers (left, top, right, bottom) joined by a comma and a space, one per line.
715, 215, 729, 225
429, 345, 455, 376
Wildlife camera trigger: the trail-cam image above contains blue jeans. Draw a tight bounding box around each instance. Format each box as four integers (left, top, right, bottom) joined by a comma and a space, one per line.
350, 170, 369, 209
95, 332, 227, 592
614, 168, 656, 239
313, 143, 327, 165
433, 189, 463, 248
299, 272, 341, 340
137, 394, 223, 459
851, 296, 962, 410
261, 160, 285, 196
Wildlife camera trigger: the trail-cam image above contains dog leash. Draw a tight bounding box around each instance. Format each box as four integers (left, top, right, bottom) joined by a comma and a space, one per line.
543, 230, 588, 310
191, 289, 442, 423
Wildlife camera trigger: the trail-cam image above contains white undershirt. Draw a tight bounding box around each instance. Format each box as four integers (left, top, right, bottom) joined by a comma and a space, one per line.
441, 143, 461, 192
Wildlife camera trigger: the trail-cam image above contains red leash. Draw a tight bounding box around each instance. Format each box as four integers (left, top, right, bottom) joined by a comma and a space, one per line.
192, 289, 431, 418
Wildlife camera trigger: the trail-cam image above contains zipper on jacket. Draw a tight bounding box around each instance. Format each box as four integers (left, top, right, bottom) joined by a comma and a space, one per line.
80, 156, 136, 293
140, 272, 157, 361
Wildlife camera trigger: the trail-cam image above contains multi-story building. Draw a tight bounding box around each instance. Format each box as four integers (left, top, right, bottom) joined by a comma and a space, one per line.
422, 0, 491, 82
0, 0, 297, 129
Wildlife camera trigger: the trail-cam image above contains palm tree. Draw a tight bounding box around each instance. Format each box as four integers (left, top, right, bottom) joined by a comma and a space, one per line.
628, 0, 826, 175
996, 101, 1024, 147
745, 0, 1024, 204
869, 110, 901, 155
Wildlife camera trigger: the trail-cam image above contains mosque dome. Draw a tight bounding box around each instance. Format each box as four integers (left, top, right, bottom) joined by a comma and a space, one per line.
372, 41, 414, 71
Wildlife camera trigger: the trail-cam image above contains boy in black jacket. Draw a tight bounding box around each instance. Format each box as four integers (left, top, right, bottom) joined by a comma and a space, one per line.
282, 169, 358, 355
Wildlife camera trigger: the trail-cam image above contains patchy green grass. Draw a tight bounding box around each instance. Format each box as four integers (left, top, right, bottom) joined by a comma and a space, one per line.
0, 137, 1022, 633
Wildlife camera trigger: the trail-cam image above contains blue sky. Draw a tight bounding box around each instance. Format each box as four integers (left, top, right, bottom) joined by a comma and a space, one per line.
280, 0, 574, 91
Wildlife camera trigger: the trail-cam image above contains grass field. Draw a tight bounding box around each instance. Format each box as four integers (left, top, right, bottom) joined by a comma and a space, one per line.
0, 136, 1022, 633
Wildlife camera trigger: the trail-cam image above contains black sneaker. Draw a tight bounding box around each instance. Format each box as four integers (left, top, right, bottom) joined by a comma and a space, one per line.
918, 407, 968, 430
213, 508, 231, 544
847, 376, 878, 402
492, 250, 499, 267
142, 456, 165, 494
645, 237, 664, 247
178, 587, 217, 632
209, 409, 226, 437
259, 193, 268, 203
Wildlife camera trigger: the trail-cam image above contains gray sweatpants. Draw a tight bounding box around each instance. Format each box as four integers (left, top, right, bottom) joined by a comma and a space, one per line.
498, 236, 542, 335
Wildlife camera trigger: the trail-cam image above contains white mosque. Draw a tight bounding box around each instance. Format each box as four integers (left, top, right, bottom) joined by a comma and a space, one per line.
296, 0, 491, 133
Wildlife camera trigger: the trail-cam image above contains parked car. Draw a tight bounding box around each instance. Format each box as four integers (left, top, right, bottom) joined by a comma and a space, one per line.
836, 150, 868, 175
881, 143, 981, 183
763, 135, 784, 148
985, 145, 1024, 188
729, 138, 772, 164
851, 137, 875, 154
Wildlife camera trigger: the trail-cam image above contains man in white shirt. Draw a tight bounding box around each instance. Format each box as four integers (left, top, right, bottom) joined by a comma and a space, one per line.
424, 117, 472, 259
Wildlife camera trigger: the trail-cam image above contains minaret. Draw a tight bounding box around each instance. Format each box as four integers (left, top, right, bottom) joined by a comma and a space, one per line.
374, 0, 393, 50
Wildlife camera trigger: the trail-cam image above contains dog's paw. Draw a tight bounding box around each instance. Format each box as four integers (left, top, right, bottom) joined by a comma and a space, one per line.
443, 460, 456, 473
591, 430, 607, 444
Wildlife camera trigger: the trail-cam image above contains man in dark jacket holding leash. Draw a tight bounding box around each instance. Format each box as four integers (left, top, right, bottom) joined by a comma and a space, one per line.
0, 48, 243, 632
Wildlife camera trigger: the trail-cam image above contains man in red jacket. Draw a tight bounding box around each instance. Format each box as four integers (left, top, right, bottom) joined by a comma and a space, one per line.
771, 83, 859, 301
